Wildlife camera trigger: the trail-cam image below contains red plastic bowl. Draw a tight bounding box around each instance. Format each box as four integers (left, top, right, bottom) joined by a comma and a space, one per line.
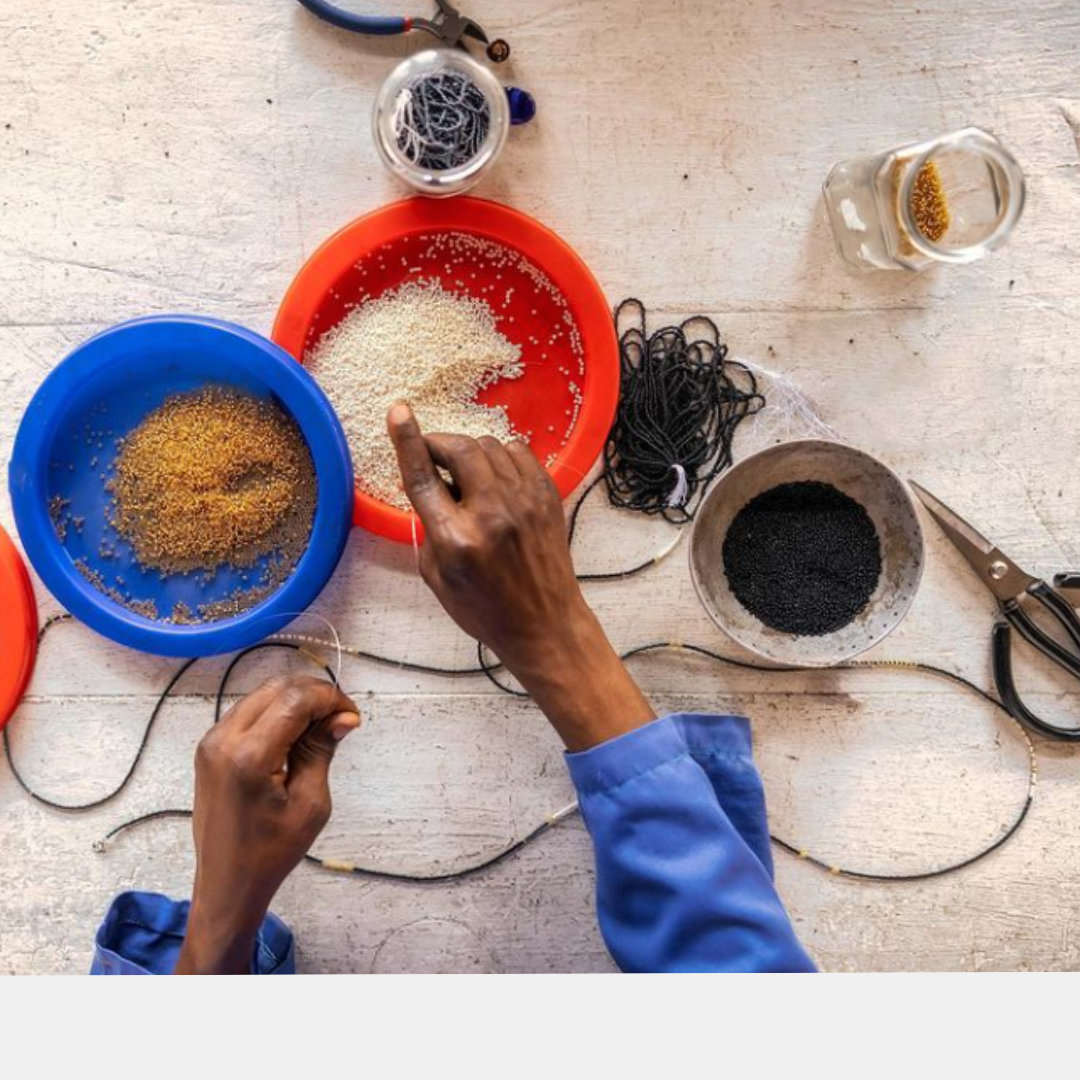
272, 198, 619, 543
0, 524, 37, 732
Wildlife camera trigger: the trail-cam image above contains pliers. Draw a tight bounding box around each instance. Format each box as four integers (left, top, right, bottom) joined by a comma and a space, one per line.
295, 0, 511, 62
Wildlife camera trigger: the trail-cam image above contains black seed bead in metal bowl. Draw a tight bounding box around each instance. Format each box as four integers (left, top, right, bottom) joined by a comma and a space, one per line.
722, 481, 883, 637
689, 440, 924, 668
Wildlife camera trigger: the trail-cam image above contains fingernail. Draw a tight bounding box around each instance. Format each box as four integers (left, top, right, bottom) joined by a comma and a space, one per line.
330, 715, 361, 741
388, 402, 412, 427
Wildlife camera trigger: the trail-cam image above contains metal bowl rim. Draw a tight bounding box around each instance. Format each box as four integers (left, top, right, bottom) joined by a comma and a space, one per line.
688, 438, 925, 668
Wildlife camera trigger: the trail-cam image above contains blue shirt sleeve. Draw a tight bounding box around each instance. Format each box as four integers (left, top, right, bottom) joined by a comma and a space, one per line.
566, 713, 816, 973
90, 891, 295, 974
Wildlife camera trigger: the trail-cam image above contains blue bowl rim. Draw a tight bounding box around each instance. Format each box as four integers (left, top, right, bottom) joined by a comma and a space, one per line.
8, 315, 354, 658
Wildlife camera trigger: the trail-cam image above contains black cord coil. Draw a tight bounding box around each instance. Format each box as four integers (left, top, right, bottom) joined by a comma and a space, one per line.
602, 299, 765, 525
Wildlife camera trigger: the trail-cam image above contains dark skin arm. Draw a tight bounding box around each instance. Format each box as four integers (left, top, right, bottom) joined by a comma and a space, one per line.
174, 676, 360, 974
174, 404, 653, 972
386, 402, 656, 751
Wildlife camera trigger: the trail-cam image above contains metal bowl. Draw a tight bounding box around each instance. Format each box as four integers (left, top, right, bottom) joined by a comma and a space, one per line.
689, 439, 924, 667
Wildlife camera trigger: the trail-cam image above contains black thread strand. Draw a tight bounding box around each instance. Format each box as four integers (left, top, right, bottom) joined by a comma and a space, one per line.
4, 618, 1035, 886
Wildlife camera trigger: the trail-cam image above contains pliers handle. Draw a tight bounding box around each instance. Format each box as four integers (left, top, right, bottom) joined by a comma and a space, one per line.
296, 0, 408, 35
295, 0, 510, 61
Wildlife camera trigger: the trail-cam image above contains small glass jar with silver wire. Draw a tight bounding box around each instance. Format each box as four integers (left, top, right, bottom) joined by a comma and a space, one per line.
373, 49, 510, 198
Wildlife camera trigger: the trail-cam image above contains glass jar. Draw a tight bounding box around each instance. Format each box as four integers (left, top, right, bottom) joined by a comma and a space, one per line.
373, 49, 510, 198
823, 127, 1026, 271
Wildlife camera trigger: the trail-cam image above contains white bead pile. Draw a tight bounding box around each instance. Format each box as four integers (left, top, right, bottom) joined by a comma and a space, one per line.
307, 279, 524, 510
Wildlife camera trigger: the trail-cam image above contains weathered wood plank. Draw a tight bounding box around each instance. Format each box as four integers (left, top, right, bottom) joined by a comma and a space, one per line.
2, 0, 1080, 972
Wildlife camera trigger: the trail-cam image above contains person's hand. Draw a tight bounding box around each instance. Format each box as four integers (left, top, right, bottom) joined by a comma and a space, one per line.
174, 676, 360, 974
387, 403, 655, 751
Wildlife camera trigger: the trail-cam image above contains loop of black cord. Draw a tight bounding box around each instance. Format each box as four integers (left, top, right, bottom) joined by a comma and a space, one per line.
1, 614, 199, 813
468, 641, 1034, 883
3, 617, 1036, 885
566, 476, 668, 582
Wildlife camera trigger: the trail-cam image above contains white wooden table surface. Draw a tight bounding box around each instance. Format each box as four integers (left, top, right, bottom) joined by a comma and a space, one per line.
3, 0, 1080, 974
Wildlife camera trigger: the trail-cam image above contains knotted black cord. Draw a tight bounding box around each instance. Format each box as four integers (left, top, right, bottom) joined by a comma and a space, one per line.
4, 615, 1037, 885
563, 299, 766, 582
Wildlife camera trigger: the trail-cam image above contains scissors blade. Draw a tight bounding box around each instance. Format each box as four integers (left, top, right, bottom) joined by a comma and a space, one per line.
909, 481, 1037, 603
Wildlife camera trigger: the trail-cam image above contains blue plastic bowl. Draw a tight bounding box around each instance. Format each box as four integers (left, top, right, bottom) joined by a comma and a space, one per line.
9, 316, 354, 657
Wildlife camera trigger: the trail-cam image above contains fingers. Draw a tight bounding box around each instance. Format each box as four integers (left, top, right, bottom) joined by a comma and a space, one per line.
477, 436, 520, 484
216, 676, 297, 733
506, 439, 546, 479
387, 403, 458, 528
425, 433, 498, 498
507, 441, 560, 505
286, 709, 360, 810
249, 676, 360, 768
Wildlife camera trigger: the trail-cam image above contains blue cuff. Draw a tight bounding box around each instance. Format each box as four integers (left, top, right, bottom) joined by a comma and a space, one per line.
564, 713, 812, 971
566, 713, 752, 794
91, 891, 296, 975
566, 714, 688, 795
567, 712, 774, 877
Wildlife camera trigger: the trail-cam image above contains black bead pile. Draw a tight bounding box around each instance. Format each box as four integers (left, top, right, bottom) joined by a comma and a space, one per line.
603, 299, 765, 525
395, 72, 491, 172
723, 481, 882, 636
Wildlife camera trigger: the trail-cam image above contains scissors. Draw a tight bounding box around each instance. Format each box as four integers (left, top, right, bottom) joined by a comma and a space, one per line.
295, 0, 511, 62
911, 481, 1080, 741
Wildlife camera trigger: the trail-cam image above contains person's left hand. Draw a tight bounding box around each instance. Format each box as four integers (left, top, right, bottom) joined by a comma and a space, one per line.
174, 676, 360, 974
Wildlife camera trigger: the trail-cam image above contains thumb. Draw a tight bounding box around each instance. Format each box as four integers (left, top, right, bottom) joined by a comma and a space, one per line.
286, 710, 361, 798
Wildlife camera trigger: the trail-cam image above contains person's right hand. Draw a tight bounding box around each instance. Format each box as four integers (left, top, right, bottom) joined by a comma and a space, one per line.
387, 403, 654, 751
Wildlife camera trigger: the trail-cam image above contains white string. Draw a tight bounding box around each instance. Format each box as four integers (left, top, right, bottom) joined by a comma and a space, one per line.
649, 528, 686, 566
257, 610, 343, 686
391, 88, 421, 162
546, 801, 580, 825
735, 357, 841, 453
667, 464, 689, 509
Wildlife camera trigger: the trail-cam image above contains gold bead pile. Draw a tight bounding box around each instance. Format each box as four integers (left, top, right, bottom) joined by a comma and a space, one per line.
909, 160, 950, 244
109, 386, 316, 575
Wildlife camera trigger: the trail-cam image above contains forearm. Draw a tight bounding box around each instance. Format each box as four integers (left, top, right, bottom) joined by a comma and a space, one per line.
505, 598, 656, 752
173, 900, 261, 975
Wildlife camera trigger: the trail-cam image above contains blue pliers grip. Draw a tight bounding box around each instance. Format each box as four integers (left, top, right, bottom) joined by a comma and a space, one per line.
296, 0, 408, 35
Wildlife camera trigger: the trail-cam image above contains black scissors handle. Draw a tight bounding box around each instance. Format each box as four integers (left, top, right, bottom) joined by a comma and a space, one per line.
993, 580, 1080, 741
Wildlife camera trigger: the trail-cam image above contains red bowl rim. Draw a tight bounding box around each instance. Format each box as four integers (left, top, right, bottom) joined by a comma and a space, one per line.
0, 524, 37, 731
272, 197, 619, 544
